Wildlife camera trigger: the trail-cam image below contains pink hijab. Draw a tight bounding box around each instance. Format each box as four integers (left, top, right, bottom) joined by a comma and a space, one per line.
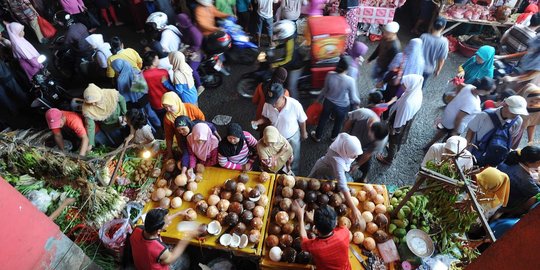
187, 123, 219, 161
6, 22, 40, 60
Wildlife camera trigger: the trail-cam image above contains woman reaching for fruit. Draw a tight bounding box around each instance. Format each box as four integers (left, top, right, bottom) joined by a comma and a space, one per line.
308, 133, 366, 229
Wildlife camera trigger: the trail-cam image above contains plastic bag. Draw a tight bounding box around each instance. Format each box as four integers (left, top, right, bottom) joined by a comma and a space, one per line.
99, 218, 133, 252
306, 102, 323, 126
26, 189, 52, 213
37, 16, 56, 39
122, 202, 143, 225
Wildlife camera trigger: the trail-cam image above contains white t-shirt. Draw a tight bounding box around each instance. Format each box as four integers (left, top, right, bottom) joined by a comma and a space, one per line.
133, 125, 155, 145
466, 108, 523, 145
262, 96, 308, 139
441, 85, 480, 133
160, 28, 181, 53
257, 0, 275, 19
421, 143, 474, 171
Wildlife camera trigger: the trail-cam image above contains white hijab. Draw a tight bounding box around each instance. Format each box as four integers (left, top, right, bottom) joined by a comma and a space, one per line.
389, 74, 424, 129
85, 34, 112, 58
329, 133, 363, 171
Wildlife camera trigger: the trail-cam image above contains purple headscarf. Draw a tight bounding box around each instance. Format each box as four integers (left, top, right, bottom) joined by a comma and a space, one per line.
6, 22, 40, 60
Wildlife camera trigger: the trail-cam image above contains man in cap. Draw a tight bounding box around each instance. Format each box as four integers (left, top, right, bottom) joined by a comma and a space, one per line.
252, 67, 290, 120
194, 0, 230, 36
367, 21, 401, 82
45, 108, 90, 156
466, 95, 528, 166
129, 208, 198, 269
422, 136, 474, 171
253, 83, 308, 174
420, 17, 449, 83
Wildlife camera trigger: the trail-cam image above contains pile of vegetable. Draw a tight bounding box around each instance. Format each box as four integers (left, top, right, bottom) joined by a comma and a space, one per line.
85, 183, 127, 228
388, 186, 432, 245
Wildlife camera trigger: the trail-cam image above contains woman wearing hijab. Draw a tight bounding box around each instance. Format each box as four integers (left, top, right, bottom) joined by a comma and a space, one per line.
309, 133, 366, 230
85, 34, 112, 70
377, 74, 424, 165
163, 52, 198, 104
457, 45, 495, 84
6, 22, 42, 80
187, 123, 220, 167
348, 41, 369, 80
176, 14, 204, 92
257, 126, 293, 173
111, 59, 161, 130
474, 167, 510, 219
162, 92, 205, 158
388, 38, 425, 76
5, 0, 45, 43
82, 83, 127, 148
174, 115, 220, 173
422, 136, 474, 172
218, 123, 258, 171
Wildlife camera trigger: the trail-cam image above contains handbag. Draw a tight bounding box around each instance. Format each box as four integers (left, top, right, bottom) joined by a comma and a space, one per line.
131, 73, 148, 93
306, 102, 323, 126
37, 16, 56, 39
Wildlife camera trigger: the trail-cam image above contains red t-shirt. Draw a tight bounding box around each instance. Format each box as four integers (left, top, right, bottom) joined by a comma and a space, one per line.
143, 68, 170, 110
51, 111, 87, 138
130, 226, 169, 270
301, 226, 351, 270
369, 104, 388, 118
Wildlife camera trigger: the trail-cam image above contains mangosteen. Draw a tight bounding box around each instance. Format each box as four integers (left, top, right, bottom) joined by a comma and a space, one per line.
336, 204, 349, 217
220, 190, 232, 200
275, 185, 283, 197
249, 188, 261, 201
305, 191, 317, 203
321, 182, 333, 193
243, 200, 256, 211
224, 179, 237, 192
317, 194, 329, 205
195, 200, 208, 214
279, 234, 293, 248
273, 195, 283, 206
268, 223, 281, 235
241, 210, 254, 223
233, 222, 247, 235
280, 198, 292, 211
231, 192, 244, 203
293, 189, 305, 200
296, 251, 312, 264
191, 193, 204, 203
282, 247, 297, 263
295, 179, 308, 190
373, 230, 389, 244
223, 212, 239, 227
255, 184, 266, 195
281, 187, 293, 198
329, 193, 343, 208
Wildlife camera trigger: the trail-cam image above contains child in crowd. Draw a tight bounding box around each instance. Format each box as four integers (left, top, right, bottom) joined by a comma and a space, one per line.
366, 90, 396, 118
125, 109, 160, 152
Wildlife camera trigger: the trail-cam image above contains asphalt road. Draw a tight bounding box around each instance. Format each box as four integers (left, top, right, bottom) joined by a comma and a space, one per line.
9, 12, 537, 188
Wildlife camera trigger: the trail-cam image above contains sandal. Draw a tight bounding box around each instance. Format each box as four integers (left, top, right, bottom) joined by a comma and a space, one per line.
376, 153, 392, 165
310, 130, 321, 143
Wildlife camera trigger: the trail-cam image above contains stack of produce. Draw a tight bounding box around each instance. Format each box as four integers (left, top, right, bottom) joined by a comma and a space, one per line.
388, 186, 433, 245
444, 4, 492, 21
85, 183, 127, 228
264, 176, 390, 265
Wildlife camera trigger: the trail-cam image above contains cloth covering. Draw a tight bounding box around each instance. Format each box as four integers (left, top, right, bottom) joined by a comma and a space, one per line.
389, 74, 424, 129
389, 38, 425, 76
82, 83, 120, 121
169, 52, 195, 89
462, 45, 495, 84
6, 22, 40, 60
161, 92, 187, 122
218, 123, 245, 157
187, 123, 219, 161
328, 133, 363, 171
476, 167, 511, 208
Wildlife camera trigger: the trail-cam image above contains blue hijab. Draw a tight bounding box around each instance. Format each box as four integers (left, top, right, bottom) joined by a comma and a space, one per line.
462, 45, 495, 84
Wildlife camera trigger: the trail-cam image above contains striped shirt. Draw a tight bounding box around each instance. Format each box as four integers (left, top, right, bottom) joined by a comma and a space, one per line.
218, 131, 258, 170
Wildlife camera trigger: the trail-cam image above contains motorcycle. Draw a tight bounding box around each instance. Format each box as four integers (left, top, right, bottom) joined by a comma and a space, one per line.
197, 30, 233, 88
218, 18, 259, 65
51, 34, 96, 80
30, 55, 80, 114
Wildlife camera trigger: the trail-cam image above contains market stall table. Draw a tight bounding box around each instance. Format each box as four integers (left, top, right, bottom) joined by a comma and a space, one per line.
441, 16, 515, 36
141, 167, 276, 256
260, 176, 394, 269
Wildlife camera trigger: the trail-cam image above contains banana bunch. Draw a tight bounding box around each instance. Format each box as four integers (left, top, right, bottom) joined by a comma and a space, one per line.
388, 186, 432, 245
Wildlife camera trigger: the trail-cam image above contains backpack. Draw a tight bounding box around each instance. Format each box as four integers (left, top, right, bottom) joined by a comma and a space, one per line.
472, 110, 518, 167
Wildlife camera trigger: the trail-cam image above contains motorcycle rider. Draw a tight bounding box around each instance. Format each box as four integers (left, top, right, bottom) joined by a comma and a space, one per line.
194, 0, 230, 36
269, 20, 303, 98
59, 12, 94, 63
145, 12, 182, 54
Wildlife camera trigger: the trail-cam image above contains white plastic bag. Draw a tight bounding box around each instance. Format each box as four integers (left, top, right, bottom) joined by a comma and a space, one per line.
99, 218, 133, 251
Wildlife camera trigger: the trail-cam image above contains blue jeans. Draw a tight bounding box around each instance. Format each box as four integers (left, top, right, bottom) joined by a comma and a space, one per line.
257, 16, 273, 38
315, 99, 349, 140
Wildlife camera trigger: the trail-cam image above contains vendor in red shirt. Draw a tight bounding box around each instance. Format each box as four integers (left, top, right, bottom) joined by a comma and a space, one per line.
129, 208, 198, 270
45, 108, 90, 156
142, 51, 171, 122
292, 200, 352, 270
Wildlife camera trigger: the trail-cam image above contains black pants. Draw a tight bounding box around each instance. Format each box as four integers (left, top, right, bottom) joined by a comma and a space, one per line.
357, 156, 371, 182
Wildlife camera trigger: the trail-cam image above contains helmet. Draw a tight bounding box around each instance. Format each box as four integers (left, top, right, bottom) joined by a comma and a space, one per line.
146, 12, 168, 30
272, 20, 296, 41
53, 11, 74, 27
